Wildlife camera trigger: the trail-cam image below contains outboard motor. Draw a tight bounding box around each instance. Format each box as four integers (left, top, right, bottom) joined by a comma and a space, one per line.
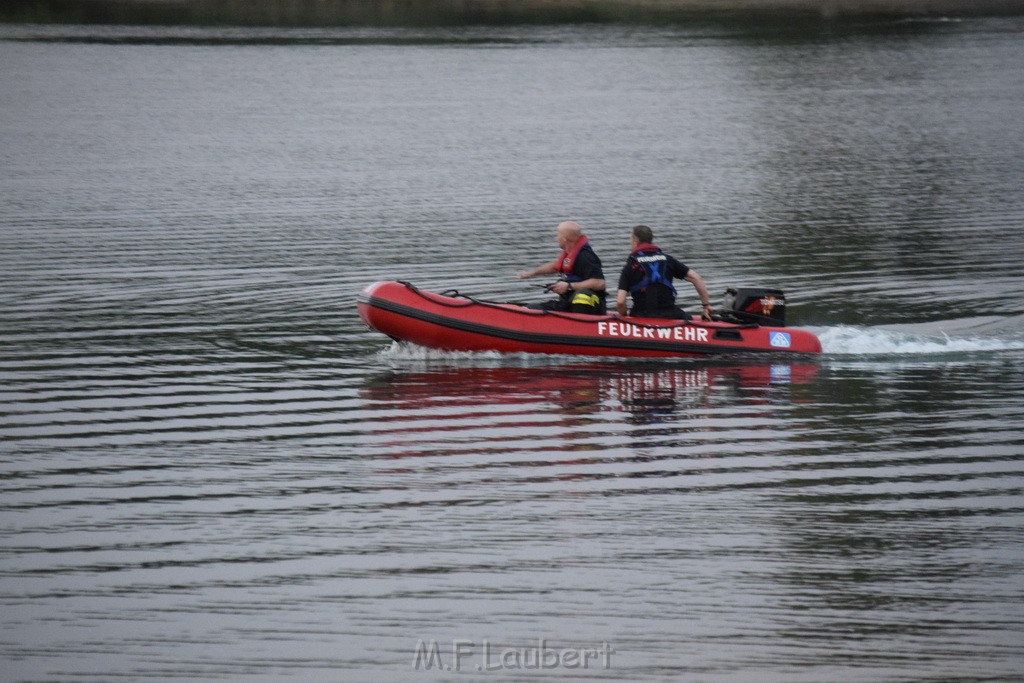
720, 287, 786, 326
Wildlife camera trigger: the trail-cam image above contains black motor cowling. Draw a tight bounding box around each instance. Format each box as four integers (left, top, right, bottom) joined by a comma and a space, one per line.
720, 287, 786, 326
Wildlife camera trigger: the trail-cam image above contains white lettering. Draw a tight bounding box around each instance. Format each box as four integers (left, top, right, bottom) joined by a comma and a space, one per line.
417, 639, 613, 672
595, 320, 708, 344
540, 640, 559, 669
413, 640, 444, 670
453, 640, 474, 672
523, 646, 539, 669
482, 640, 501, 671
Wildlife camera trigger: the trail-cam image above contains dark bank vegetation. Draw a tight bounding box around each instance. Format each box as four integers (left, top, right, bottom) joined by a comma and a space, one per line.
3, 0, 1024, 26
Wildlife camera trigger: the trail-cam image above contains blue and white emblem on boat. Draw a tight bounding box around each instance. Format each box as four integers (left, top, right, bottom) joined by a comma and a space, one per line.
769, 331, 792, 348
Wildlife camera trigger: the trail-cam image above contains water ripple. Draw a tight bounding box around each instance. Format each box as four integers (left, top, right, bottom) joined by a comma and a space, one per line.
3, 20, 1024, 682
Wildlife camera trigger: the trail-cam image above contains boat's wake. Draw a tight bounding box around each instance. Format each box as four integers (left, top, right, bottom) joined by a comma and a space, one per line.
813, 323, 1024, 357
377, 323, 1024, 366
378, 342, 510, 366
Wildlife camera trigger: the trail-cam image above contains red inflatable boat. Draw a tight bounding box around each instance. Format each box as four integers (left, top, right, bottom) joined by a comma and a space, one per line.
357, 281, 822, 358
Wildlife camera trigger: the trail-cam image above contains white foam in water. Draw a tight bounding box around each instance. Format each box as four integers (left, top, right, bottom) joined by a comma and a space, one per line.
379, 331, 1024, 363
814, 325, 1024, 356
377, 341, 510, 365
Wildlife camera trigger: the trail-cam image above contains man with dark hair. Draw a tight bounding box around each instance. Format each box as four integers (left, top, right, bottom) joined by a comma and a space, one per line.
517, 221, 607, 314
615, 225, 713, 320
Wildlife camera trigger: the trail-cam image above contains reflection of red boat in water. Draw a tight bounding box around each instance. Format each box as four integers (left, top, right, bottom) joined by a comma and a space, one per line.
361, 362, 819, 466
362, 361, 819, 412
357, 281, 822, 358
